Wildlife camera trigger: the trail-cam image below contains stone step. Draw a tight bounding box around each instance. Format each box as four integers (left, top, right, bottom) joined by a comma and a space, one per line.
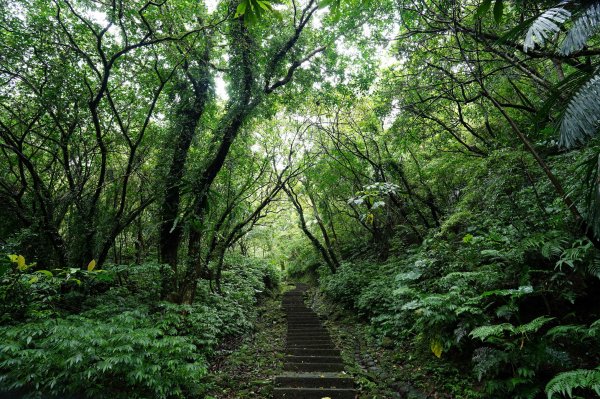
286, 316, 321, 321
287, 332, 329, 338
288, 325, 324, 330
283, 362, 345, 372
287, 320, 321, 324
287, 336, 331, 342
276, 284, 354, 399
287, 343, 336, 350
285, 355, 343, 363
287, 327, 328, 333
286, 320, 323, 324
283, 310, 312, 313
275, 373, 353, 388
285, 311, 318, 314
273, 387, 356, 399
286, 335, 332, 343
287, 329, 329, 335
287, 339, 333, 346
286, 348, 341, 357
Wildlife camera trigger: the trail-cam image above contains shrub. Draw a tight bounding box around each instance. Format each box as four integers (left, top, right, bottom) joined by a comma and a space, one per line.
0, 307, 206, 399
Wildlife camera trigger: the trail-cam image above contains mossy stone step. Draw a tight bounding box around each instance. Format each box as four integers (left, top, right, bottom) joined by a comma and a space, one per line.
275, 285, 355, 398
287, 332, 329, 337
283, 362, 345, 372
275, 373, 353, 388
286, 317, 322, 321
287, 330, 329, 336
273, 387, 356, 399
285, 355, 343, 364
286, 348, 341, 357
287, 326, 327, 331
286, 339, 333, 346
287, 318, 322, 322
287, 343, 337, 350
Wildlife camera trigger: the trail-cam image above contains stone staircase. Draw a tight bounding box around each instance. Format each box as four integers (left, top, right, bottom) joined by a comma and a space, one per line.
273, 284, 356, 399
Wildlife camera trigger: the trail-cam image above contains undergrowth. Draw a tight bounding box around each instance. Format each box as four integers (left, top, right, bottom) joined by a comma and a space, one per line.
0, 254, 280, 399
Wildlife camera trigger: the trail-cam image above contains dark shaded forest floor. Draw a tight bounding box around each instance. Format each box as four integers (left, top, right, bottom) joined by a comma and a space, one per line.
202, 283, 480, 399
201, 294, 287, 398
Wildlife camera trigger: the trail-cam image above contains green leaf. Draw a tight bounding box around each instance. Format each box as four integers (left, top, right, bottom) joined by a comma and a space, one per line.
493, 0, 504, 24
17, 255, 27, 271
430, 339, 443, 358
35, 270, 54, 277
475, 0, 492, 19
256, 0, 272, 12
319, 0, 338, 9
87, 259, 96, 272
235, 1, 247, 18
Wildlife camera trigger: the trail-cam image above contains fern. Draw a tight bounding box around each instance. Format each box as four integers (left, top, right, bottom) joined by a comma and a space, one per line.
561, 3, 600, 55
589, 260, 600, 278
516, 316, 555, 335
546, 324, 590, 340
470, 317, 555, 341
471, 323, 516, 341
559, 72, 600, 148
524, 7, 572, 52
545, 368, 600, 398
472, 347, 508, 381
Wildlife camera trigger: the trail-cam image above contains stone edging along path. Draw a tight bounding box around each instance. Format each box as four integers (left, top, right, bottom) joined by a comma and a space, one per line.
273, 283, 357, 399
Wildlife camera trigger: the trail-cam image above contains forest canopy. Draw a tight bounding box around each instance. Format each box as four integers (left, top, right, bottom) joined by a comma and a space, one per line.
1, 0, 600, 398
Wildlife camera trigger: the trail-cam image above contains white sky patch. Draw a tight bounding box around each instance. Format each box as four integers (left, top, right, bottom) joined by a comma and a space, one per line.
205, 0, 219, 13
383, 100, 401, 130
215, 73, 229, 101
87, 10, 108, 25
86, 10, 123, 45
311, 9, 324, 29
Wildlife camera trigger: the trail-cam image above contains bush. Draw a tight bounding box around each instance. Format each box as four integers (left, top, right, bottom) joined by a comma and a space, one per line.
0, 254, 279, 398
0, 307, 206, 399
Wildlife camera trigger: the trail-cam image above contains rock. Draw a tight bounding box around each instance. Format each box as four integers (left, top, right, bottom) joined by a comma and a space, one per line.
381, 336, 395, 348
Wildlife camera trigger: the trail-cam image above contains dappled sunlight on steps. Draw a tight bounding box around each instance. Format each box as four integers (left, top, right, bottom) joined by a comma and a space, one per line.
273, 284, 356, 399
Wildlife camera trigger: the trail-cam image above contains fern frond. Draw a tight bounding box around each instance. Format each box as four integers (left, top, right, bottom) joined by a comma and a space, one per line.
470, 323, 516, 341
524, 7, 572, 52
561, 3, 600, 55
589, 260, 600, 278
545, 324, 588, 340
559, 72, 600, 148
472, 347, 508, 381
545, 368, 600, 398
514, 316, 555, 336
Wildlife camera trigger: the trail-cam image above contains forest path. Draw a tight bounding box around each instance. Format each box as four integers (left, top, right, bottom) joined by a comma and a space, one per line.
273, 283, 356, 399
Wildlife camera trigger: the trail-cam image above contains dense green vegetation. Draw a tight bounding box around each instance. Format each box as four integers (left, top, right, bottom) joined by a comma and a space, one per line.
2, 0, 600, 398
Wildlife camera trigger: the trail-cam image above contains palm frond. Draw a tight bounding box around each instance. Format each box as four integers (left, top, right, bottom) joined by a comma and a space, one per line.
524, 7, 572, 52
534, 65, 598, 127
559, 72, 600, 148
561, 3, 600, 55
